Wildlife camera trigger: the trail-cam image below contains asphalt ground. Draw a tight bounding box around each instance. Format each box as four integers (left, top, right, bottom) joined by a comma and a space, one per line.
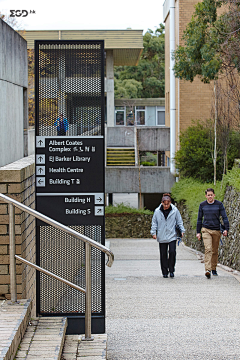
105, 238, 240, 360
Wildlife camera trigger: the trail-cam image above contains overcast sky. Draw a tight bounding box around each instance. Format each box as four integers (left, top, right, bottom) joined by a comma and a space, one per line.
0, 0, 165, 34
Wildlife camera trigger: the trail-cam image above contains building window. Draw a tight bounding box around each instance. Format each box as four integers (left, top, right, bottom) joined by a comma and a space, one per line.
136, 106, 145, 125
140, 151, 157, 166
126, 106, 135, 126
158, 151, 165, 166
115, 106, 125, 125
156, 107, 165, 126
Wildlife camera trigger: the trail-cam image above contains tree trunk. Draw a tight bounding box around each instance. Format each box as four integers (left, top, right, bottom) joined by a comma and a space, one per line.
213, 81, 218, 186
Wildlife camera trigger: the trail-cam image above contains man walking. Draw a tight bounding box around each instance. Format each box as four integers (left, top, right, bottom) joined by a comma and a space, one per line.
196, 188, 229, 278
151, 193, 185, 278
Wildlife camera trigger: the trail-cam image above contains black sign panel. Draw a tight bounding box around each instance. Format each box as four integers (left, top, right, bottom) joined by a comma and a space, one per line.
36, 136, 104, 224
36, 137, 104, 193
35, 40, 105, 334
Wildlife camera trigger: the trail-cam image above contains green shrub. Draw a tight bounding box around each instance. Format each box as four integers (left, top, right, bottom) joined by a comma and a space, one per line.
105, 203, 153, 215
175, 121, 240, 182
140, 161, 155, 166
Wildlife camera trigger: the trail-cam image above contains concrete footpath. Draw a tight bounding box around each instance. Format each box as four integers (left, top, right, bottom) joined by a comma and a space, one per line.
105, 238, 240, 360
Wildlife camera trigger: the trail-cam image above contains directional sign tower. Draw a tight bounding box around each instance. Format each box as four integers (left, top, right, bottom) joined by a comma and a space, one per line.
35, 40, 105, 334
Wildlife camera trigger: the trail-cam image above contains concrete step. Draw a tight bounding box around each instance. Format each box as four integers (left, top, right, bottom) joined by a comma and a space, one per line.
15, 317, 67, 360
61, 334, 107, 359
0, 299, 32, 360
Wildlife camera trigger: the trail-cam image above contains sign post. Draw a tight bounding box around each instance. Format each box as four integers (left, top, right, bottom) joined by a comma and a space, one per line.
35, 40, 105, 334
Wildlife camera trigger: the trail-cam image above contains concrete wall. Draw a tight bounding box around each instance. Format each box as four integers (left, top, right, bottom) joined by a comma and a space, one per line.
0, 155, 36, 316
105, 166, 175, 193
28, 128, 35, 155
0, 19, 28, 167
106, 126, 170, 151
138, 127, 170, 151
106, 126, 135, 147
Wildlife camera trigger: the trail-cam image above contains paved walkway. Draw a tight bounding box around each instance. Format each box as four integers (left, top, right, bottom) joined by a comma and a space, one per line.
105, 238, 240, 360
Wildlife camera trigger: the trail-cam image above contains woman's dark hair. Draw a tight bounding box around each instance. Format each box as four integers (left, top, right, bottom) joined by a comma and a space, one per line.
162, 193, 171, 202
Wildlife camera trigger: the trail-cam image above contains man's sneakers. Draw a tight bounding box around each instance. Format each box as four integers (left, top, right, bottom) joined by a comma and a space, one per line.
205, 270, 211, 279
212, 270, 218, 276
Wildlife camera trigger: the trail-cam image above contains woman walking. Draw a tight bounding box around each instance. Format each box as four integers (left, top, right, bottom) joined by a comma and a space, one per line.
151, 193, 185, 278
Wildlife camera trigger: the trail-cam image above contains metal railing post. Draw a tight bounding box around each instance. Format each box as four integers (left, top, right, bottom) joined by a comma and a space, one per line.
9, 204, 17, 303
82, 242, 94, 341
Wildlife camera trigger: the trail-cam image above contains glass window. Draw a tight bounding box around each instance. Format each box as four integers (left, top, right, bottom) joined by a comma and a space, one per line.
115, 106, 125, 125
136, 106, 145, 125
126, 106, 134, 126
140, 151, 157, 166
158, 151, 165, 166
157, 109, 165, 126
116, 111, 124, 125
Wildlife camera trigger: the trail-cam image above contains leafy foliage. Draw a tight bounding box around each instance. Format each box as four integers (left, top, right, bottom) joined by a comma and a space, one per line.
105, 203, 153, 215
140, 151, 157, 166
114, 24, 165, 98
173, 0, 240, 82
173, 0, 222, 83
114, 79, 143, 98
175, 121, 217, 181
175, 121, 240, 182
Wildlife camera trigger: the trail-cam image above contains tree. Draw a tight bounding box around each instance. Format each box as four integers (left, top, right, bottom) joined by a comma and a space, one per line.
114, 79, 143, 98
175, 121, 240, 182
175, 122, 217, 182
173, 0, 240, 184
114, 24, 165, 99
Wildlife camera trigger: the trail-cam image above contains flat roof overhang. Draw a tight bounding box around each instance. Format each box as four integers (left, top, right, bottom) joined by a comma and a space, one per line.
22, 30, 144, 66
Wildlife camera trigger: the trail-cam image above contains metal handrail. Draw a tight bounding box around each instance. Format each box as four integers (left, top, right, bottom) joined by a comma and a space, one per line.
0, 193, 114, 341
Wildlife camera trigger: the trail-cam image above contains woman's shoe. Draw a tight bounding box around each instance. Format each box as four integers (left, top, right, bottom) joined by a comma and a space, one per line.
170, 273, 174, 278
163, 274, 168, 278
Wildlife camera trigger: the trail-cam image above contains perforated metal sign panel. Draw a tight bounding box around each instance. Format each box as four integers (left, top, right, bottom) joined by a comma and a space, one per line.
35, 41, 105, 334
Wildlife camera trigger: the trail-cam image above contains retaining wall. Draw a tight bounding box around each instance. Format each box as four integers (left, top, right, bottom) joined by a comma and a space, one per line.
0, 155, 36, 316
177, 185, 240, 271
105, 213, 152, 238
0, 19, 28, 166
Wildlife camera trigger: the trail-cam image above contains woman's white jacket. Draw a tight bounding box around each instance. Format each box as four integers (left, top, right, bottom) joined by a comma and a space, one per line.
150, 204, 185, 243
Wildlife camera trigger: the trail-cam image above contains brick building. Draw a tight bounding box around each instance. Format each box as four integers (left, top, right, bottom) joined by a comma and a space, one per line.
163, 0, 213, 172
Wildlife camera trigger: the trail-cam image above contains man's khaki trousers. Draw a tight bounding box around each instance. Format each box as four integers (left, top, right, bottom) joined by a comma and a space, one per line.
201, 227, 221, 271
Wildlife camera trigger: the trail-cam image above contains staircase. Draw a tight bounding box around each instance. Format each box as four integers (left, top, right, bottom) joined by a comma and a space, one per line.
14, 317, 67, 360
107, 147, 135, 166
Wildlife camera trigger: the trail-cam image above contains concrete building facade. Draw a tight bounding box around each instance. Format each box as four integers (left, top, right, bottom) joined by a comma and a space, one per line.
0, 20, 36, 313
0, 19, 28, 167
